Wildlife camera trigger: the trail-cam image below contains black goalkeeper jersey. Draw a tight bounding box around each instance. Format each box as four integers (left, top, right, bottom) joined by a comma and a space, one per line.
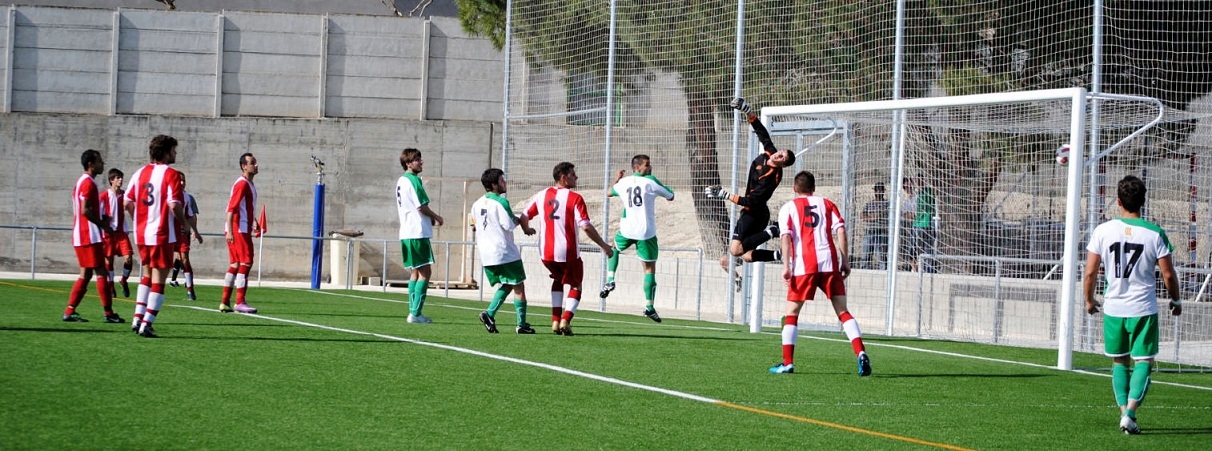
736, 117, 783, 213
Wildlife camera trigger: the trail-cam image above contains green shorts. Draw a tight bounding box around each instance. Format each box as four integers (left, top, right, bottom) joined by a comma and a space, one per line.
484, 259, 526, 287
1103, 314, 1159, 359
614, 234, 659, 262
400, 238, 434, 269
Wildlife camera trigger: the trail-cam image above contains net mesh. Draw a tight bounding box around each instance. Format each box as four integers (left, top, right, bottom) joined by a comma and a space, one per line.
500, 1, 1212, 368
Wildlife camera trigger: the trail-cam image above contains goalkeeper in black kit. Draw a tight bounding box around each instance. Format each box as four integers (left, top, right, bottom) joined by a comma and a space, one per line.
706, 97, 796, 268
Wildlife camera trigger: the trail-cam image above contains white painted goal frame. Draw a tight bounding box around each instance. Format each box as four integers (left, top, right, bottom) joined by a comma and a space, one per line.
759, 87, 1166, 370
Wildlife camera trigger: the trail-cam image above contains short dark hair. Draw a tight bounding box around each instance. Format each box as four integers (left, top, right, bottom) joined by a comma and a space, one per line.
149, 135, 177, 163
238, 152, 255, 168
400, 148, 421, 169
481, 168, 505, 191
793, 171, 815, 194
873, 182, 885, 192
783, 150, 796, 167
80, 149, 102, 171
1118, 175, 1147, 214
107, 168, 123, 181
553, 161, 575, 182
631, 154, 650, 169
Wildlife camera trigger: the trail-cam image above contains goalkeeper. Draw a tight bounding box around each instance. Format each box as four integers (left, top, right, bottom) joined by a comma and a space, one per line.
706, 98, 795, 266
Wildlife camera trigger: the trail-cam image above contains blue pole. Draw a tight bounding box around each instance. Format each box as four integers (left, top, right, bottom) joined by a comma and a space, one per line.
310, 182, 325, 289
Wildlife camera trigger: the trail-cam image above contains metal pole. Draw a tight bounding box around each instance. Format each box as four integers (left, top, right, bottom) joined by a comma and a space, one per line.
500, 0, 514, 172
885, 0, 909, 336
598, 0, 619, 311
30, 227, 37, 279
727, 0, 746, 324
382, 240, 388, 292
444, 242, 451, 298
1057, 90, 1089, 371
310, 156, 326, 289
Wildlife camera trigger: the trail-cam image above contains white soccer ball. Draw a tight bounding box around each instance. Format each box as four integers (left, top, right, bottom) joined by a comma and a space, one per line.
1055, 144, 1071, 165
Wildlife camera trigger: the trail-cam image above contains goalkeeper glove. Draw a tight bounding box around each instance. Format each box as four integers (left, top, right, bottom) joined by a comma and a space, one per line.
704, 185, 731, 199
730, 97, 752, 115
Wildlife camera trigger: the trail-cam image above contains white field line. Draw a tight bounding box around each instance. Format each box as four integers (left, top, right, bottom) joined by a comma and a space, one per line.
298, 289, 1212, 393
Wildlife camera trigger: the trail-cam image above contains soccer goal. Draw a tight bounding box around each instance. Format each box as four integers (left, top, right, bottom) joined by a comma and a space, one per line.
757, 88, 1169, 370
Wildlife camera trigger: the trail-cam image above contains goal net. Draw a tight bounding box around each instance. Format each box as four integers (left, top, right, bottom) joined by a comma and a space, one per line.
756, 88, 1212, 370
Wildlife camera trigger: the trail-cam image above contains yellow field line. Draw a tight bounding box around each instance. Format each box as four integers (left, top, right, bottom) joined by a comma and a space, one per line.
717, 401, 973, 450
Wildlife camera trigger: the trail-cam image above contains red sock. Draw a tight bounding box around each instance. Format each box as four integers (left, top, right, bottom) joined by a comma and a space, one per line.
96, 276, 113, 313
65, 278, 87, 315
561, 310, 575, 322
221, 267, 236, 304
551, 307, 562, 321
782, 344, 795, 365
783, 315, 798, 365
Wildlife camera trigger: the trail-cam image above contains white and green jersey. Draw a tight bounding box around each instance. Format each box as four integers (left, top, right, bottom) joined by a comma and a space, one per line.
610, 173, 674, 240
1086, 217, 1173, 317
470, 192, 522, 266
396, 172, 433, 239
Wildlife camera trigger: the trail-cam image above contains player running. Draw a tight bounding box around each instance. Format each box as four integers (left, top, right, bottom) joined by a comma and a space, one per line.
471, 168, 537, 334
522, 162, 613, 336
599, 154, 675, 322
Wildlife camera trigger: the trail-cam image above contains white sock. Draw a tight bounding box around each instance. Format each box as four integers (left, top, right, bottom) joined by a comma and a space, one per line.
551, 291, 564, 309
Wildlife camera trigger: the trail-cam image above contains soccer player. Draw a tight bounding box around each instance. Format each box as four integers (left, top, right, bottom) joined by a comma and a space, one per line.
169, 172, 203, 301
705, 98, 796, 275
63, 149, 121, 323
99, 168, 135, 299
396, 148, 444, 324
1082, 175, 1182, 435
124, 135, 186, 337
599, 154, 675, 322
470, 168, 537, 334
769, 171, 871, 376
522, 162, 614, 336
220, 153, 261, 314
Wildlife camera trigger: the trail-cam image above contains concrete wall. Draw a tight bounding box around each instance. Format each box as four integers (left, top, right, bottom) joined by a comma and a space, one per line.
1, 5, 502, 122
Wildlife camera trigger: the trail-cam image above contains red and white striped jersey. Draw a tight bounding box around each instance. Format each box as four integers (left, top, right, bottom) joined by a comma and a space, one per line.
777, 195, 846, 275
524, 187, 591, 262
99, 188, 127, 234
124, 164, 183, 246
72, 173, 103, 246
226, 176, 257, 235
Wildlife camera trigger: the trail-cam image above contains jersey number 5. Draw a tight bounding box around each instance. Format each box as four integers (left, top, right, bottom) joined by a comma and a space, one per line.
802, 204, 820, 228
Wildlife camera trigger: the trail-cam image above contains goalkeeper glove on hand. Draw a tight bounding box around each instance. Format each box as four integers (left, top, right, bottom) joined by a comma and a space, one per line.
730, 97, 752, 115
704, 185, 731, 199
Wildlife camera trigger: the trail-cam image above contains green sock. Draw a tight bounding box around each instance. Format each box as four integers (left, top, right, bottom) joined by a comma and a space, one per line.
408, 280, 418, 315
607, 247, 620, 275
1129, 361, 1152, 406
416, 279, 429, 312
1112, 364, 1129, 407
487, 287, 508, 317
643, 273, 656, 309
514, 299, 528, 326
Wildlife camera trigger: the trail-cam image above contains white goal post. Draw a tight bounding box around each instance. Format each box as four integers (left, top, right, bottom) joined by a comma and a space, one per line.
757, 87, 1167, 371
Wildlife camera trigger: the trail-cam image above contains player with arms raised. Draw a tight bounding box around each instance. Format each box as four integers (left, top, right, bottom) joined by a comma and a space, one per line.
599, 154, 675, 322
124, 135, 186, 337
523, 162, 613, 335
471, 168, 537, 334
770, 171, 870, 376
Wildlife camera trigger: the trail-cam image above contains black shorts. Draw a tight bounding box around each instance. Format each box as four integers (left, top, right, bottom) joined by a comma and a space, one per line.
730, 208, 771, 242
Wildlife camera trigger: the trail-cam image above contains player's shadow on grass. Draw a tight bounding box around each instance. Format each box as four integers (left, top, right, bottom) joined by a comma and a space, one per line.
166, 335, 400, 344
0, 326, 121, 334
1140, 427, 1212, 435
286, 312, 406, 320
169, 322, 290, 328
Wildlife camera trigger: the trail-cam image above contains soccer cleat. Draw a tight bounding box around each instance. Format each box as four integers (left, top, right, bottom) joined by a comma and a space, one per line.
1120, 415, 1140, 435
186, 290, 197, 301
552, 320, 562, 335
599, 281, 616, 299
558, 325, 573, 336
407, 314, 432, 324
234, 303, 258, 314
62, 312, 89, 322
104, 313, 125, 324
479, 312, 499, 333
137, 325, 158, 338
219, 303, 234, 313
120, 281, 130, 298
516, 324, 536, 334
643, 308, 663, 323
858, 353, 872, 377
769, 363, 795, 374
764, 223, 780, 239
131, 319, 141, 333
169, 280, 180, 288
